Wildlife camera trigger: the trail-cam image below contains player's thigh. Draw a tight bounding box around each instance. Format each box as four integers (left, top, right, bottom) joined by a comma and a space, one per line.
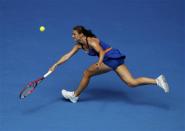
114, 64, 135, 82
86, 63, 112, 77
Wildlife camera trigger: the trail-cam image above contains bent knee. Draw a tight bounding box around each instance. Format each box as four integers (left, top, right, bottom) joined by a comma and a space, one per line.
83, 70, 93, 78
126, 80, 138, 88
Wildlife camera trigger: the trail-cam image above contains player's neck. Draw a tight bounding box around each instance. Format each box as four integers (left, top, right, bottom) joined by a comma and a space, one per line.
79, 36, 88, 45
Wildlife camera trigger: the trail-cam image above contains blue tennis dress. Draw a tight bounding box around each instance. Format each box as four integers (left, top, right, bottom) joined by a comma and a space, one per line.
85, 40, 126, 70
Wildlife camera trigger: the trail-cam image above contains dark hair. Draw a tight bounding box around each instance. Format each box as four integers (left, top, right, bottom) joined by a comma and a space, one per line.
73, 25, 96, 37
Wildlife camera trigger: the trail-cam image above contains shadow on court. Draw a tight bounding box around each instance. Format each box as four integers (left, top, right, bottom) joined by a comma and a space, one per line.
22, 97, 62, 115
81, 87, 171, 110
21, 87, 170, 116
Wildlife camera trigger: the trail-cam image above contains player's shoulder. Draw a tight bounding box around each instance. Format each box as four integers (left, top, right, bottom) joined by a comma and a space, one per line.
88, 37, 100, 46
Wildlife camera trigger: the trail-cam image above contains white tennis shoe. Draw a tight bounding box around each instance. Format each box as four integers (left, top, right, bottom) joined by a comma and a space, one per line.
61, 89, 79, 103
156, 75, 170, 93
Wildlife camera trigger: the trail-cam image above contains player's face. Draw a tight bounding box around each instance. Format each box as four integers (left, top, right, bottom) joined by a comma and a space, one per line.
72, 30, 83, 42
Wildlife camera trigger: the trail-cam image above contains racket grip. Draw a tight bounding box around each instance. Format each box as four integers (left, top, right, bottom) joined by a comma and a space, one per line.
44, 70, 52, 78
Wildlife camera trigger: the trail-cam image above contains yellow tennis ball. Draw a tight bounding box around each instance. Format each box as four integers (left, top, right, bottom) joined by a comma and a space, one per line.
40, 26, 45, 32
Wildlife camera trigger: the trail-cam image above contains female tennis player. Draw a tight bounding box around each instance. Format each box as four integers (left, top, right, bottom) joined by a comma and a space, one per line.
49, 25, 169, 103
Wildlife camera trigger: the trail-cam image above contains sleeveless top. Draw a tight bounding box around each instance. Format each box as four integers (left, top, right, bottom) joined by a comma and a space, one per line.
80, 38, 126, 61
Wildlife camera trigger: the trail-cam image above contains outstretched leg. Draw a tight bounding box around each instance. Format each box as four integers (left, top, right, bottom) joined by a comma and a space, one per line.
74, 63, 112, 96
115, 64, 156, 87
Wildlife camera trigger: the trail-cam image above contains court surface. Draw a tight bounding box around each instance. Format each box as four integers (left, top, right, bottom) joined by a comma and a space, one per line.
0, 0, 184, 131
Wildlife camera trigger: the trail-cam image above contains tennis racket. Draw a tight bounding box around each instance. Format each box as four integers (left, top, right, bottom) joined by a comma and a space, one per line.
19, 70, 52, 99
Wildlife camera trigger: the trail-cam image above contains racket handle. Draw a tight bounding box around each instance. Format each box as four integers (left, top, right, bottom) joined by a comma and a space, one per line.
44, 70, 52, 78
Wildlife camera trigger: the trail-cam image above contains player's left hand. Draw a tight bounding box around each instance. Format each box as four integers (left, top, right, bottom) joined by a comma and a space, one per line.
96, 62, 102, 70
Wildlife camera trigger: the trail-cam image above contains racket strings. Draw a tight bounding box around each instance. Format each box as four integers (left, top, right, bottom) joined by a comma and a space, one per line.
19, 77, 44, 99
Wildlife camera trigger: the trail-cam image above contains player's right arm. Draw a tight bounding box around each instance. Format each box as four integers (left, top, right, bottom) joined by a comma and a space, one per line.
49, 44, 81, 71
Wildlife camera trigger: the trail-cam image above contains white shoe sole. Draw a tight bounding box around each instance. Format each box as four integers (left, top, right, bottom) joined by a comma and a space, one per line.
161, 75, 169, 93
157, 75, 170, 93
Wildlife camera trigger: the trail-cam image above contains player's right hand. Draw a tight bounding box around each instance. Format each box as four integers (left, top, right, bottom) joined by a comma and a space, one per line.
49, 64, 58, 72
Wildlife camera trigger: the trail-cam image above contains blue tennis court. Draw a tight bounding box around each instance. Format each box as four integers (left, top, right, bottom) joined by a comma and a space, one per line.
0, 0, 184, 130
